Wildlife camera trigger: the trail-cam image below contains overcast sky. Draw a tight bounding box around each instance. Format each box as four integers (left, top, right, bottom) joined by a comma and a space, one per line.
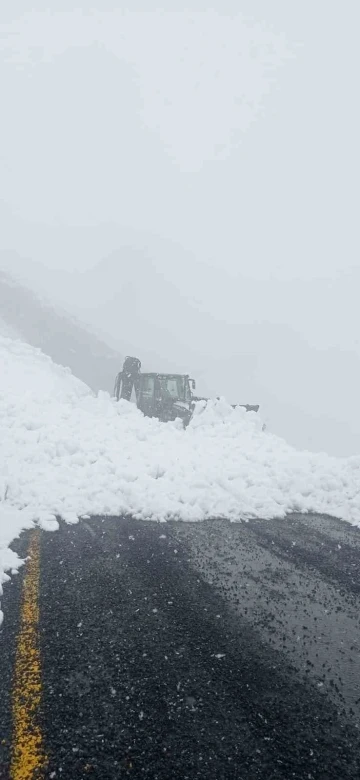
1, 1, 358, 277
1, 2, 359, 454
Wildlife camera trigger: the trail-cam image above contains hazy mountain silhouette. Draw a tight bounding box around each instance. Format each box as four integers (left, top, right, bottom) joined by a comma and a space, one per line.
0, 269, 123, 393
1, 244, 359, 456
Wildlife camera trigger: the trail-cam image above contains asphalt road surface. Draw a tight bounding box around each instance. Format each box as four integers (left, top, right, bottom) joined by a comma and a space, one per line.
1, 512, 360, 779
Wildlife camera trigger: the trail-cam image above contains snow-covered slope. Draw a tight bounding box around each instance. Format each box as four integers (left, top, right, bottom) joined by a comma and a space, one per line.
2, 335, 360, 623
0, 270, 123, 394
3, 250, 360, 457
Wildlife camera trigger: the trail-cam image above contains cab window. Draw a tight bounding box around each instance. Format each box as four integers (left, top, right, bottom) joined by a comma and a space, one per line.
140, 376, 155, 398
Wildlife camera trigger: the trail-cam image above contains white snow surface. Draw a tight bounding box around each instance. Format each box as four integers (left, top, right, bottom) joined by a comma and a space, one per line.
1, 335, 360, 620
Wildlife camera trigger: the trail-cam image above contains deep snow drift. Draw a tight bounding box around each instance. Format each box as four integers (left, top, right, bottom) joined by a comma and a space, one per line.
1, 335, 360, 622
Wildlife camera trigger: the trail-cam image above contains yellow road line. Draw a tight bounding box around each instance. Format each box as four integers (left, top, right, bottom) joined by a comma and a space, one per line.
10, 529, 47, 779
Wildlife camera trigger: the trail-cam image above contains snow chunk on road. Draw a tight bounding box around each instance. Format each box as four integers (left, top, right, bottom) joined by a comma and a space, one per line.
1, 334, 360, 600
0, 507, 34, 575
0, 506, 34, 625
36, 513, 59, 532
62, 512, 80, 525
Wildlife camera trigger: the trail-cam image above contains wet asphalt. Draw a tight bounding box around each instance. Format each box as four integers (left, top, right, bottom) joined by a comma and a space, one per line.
1, 513, 360, 779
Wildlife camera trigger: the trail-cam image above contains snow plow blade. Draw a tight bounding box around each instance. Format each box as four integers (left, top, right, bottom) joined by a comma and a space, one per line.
193, 398, 260, 414
232, 404, 259, 413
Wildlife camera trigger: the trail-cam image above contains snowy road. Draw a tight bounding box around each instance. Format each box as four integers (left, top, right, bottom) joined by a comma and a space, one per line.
1, 513, 360, 779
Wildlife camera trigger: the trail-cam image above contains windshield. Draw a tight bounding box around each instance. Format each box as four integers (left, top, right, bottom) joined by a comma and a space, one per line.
158, 376, 186, 401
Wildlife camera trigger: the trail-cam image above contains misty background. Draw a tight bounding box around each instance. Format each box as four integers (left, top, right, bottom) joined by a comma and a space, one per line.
0, 2, 359, 456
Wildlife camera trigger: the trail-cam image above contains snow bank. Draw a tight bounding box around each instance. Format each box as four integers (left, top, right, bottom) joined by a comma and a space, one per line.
1, 335, 360, 615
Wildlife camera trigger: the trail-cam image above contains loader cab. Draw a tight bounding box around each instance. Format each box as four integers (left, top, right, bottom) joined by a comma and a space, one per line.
136, 373, 195, 423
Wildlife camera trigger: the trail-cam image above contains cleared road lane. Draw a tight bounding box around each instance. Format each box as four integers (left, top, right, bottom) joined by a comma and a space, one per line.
1, 513, 360, 779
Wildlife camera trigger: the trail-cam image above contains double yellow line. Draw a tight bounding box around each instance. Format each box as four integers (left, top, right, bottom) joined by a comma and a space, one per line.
10, 529, 47, 779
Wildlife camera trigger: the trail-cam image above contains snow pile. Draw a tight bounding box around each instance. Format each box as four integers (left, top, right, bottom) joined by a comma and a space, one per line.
1, 335, 360, 615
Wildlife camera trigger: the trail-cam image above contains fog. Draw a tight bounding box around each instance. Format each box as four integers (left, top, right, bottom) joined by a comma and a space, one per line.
1, 2, 359, 456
